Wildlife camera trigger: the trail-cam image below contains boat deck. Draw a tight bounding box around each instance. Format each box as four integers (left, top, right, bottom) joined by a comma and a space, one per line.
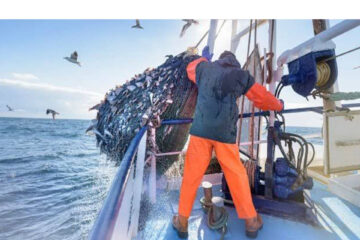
136, 180, 360, 240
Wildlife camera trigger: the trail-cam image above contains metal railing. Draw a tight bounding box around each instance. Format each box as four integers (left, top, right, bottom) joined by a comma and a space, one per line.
88, 126, 147, 240
88, 119, 193, 240
88, 103, 360, 240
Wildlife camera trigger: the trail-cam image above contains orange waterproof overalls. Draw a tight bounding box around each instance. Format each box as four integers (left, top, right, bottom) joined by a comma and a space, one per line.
178, 58, 283, 219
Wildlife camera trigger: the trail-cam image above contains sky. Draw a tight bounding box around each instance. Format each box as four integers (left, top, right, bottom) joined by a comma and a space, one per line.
0, 19, 359, 126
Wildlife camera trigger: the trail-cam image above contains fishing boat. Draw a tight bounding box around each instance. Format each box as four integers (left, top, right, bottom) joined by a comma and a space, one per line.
89, 20, 360, 240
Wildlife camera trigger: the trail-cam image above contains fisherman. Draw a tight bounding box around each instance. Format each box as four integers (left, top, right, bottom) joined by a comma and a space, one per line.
172, 46, 284, 239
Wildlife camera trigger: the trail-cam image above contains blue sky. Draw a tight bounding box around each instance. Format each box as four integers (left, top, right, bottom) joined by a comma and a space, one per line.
0, 20, 359, 126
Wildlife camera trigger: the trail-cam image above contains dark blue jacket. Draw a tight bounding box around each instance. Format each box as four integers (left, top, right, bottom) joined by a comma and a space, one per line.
186, 54, 283, 144
187, 55, 254, 143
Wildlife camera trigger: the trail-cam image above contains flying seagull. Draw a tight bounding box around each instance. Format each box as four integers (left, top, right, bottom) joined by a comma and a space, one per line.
132, 19, 143, 29
354, 65, 360, 70
180, 19, 199, 37
46, 109, 59, 120
6, 105, 14, 111
64, 51, 81, 66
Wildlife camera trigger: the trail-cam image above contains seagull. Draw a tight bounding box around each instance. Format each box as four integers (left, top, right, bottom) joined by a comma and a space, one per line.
354, 65, 360, 70
46, 109, 59, 120
64, 51, 81, 66
6, 105, 14, 111
180, 19, 199, 37
132, 19, 143, 29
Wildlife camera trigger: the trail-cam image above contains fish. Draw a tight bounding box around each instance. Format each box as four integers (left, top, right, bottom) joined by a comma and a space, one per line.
89, 102, 103, 111
92, 52, 200, 170
104, 129, 114, 138
93, 129, 106, 141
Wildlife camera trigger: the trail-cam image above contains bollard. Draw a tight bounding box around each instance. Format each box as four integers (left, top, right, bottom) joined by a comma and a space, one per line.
211, 196, 225, 222
202, 181, 213, 204
200, 181, 213, 212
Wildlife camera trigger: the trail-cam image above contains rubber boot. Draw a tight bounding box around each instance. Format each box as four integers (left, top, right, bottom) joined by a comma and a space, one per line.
245, 214, 263, 239
172, 215, 189, 239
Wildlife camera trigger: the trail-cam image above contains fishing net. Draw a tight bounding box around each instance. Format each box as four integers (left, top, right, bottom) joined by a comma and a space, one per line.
90, 52, 200, 172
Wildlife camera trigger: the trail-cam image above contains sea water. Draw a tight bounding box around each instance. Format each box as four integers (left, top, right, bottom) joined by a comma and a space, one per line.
0, 118, 117, 240
0, 117, 322, 240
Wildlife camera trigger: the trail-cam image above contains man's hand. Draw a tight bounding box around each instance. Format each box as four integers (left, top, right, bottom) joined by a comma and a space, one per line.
202, 46, 213, 62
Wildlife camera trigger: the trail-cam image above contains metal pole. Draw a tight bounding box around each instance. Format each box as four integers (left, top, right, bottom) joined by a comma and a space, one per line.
230, 20, 239, 53
231, 19, 268, 48
207, 20, 218, 54
131, 133, 147, 237
149, 126, 157, 204
278, 20, 360, 66
264, 19, 277, 199
269, 20, 277, 127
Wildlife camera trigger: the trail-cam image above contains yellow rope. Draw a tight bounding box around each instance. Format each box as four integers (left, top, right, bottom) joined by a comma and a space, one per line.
316, 62, 331, 88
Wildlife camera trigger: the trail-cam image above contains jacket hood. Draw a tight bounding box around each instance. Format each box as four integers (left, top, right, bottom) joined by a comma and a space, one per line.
215, 52, 241, 68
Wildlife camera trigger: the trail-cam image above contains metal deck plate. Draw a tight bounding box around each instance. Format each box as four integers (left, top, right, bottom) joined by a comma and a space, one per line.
136, 181, 360, 240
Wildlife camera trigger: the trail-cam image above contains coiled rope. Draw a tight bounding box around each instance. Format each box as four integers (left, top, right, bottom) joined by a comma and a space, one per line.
199, 197, 228, 240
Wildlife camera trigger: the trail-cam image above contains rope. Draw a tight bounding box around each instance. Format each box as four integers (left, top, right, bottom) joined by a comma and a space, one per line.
199, 198, 228, 240
316, 62, 331, 88
243, 160, 257, 189
249, 20, 258, 159
208, 206, 228, 240
194, 30, 209, 48
329, 91, 360, 101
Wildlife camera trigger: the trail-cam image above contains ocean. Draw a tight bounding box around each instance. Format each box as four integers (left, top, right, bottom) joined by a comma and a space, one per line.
0, 117, 322, 240
0, 118, 117, 240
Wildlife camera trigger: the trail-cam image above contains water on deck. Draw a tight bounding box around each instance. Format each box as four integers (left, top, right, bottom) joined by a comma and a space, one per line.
136, 181, 360, 240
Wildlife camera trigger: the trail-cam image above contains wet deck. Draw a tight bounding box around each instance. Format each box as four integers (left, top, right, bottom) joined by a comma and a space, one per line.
136, 180, 360, 240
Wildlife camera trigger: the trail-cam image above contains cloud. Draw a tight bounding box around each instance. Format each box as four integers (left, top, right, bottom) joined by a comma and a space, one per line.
12, 73, 39, 81
0, 78, 102, 97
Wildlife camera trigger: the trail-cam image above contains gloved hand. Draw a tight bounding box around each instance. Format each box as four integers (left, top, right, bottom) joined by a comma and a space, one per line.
202, 46, 213, 62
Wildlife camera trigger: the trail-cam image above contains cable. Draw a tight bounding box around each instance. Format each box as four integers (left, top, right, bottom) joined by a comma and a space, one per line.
275, 82, 284, 98
305, 142, 316, 168
239, 148, 255, 160
320, 45, 360, 63
215, 20, 227, 39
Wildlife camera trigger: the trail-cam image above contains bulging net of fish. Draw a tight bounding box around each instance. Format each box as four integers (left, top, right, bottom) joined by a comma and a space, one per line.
90, 52, 200, 172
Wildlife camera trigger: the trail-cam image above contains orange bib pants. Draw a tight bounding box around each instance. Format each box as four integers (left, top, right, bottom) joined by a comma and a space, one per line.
178, 135, 257, 219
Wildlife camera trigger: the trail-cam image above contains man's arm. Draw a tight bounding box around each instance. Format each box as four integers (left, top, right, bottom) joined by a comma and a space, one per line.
244, 79, 283, 112
186, 57, 208, 84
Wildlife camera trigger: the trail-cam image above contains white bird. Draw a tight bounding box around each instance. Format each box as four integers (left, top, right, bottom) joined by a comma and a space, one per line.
64, 51, 81, 66
132, 19, 143, 29
6, 105, 14, 111
354, 65, 360, 70
46, 109, 59, 120
180, 19, 199, 37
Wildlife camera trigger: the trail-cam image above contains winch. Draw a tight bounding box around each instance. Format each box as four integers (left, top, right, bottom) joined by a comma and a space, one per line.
281, 49, 338, 97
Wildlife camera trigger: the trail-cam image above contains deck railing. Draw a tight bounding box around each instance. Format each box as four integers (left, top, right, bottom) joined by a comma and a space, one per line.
88, 103, 360, 240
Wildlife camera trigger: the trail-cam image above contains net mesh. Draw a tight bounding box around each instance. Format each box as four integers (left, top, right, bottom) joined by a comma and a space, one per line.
92, 52, 200, 172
